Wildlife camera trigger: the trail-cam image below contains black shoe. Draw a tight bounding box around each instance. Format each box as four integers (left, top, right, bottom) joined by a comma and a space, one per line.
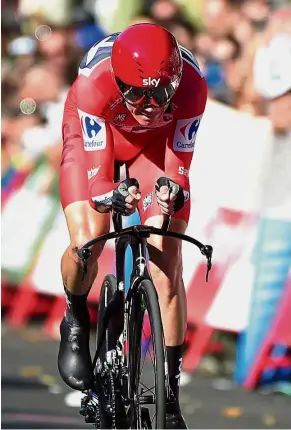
166, 402, 188, 429
58, 316, 94, 391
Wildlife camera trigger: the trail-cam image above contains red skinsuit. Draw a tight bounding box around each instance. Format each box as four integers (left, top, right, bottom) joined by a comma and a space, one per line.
60, 34, 207, 223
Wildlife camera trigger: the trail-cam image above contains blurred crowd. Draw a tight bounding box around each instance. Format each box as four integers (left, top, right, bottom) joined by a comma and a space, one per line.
134, 0, 291, 116
2, 0, 291, 193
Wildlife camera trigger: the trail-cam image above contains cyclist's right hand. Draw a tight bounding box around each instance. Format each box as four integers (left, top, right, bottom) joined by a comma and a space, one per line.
112, 178, 141, 216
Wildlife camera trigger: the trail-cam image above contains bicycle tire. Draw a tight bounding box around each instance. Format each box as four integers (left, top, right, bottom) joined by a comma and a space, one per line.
96, 274, 117, 360
95, 274, 117, 429
128, 279, 166, 429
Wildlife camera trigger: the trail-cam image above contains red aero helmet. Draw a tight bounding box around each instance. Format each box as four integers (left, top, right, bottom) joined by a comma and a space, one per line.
111, 23, 183, 89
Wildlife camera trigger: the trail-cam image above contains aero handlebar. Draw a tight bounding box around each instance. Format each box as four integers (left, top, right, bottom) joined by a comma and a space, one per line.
77, 218, 213, 282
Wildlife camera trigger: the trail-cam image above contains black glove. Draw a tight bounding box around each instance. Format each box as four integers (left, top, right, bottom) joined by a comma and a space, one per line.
112, 178, 140, 215
155, 177, 187, 213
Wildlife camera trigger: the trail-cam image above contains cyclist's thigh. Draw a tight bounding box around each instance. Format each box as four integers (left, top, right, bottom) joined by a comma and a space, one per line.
145, 216, 186, 279
127, 142, 190, 226
60, 88, 110, 256
60, 126, 110, 258
60, 142, 89, 210
64, 201, 110, 251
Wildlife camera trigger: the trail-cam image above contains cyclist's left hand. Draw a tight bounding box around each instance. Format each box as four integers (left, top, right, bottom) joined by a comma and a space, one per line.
155, 177, 185, 215
155, 185, 176, 215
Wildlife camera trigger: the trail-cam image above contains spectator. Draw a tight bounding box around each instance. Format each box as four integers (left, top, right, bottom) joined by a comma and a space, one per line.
248, 7, 291, 352
37, 30, 69, 80
130, 15, 156, 25
203, 0, 242, 38
148, 0, 183, 23
241, 0, 270, 32
168, 20, 197, 50
1, 106, 45, 185
254, 8, 291, 134
19, 63, 65, 103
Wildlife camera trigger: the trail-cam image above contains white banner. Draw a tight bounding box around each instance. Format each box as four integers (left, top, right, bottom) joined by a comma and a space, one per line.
191, 99, 273, 212
31, 208, 69, 295
1, 188, 56, 273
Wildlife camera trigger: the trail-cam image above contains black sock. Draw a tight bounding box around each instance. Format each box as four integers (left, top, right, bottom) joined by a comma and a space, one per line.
64, 286, 90, 326
166, 344, 184, 407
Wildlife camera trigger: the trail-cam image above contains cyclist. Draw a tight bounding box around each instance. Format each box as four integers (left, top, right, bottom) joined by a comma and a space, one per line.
58, 23, 207, 429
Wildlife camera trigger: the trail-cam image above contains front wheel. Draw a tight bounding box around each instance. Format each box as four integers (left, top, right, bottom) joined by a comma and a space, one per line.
127, 279, 167, 429
96, 274, 118, 361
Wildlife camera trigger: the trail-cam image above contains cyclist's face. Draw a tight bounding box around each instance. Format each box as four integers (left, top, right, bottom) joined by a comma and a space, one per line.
126, 102, 168, 126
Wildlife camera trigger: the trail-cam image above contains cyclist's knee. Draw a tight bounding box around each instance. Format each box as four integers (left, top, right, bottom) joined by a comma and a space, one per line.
146, 215, 185, 282
70, 225, 109, 263
149, 244, 183, 295
64, 201, 110, 264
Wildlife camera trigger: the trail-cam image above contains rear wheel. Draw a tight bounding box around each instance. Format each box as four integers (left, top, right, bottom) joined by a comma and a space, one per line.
127, 279, 167, 429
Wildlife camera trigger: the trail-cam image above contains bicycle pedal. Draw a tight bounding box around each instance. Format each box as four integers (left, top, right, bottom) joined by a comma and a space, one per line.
85, 414, 96, 424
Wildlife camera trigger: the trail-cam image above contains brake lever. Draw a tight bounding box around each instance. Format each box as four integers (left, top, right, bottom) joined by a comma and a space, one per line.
77, 248, 92, 283
200, 245, 213, 282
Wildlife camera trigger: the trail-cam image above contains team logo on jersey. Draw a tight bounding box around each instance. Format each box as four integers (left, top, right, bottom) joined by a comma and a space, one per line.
92, 191, 113, 207
109, 98, 124, 110
78, 110, 106, 151
114, 113, 127, 123
143, 192, 153, 212
173, 115, 202, 152
87, 166, 100, 179
178, 166, 189, 177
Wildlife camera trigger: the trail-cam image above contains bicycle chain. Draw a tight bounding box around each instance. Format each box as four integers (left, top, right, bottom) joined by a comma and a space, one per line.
95, 396, 101, 429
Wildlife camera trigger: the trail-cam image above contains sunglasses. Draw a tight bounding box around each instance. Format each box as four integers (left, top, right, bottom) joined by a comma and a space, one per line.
116, 76, 180, 107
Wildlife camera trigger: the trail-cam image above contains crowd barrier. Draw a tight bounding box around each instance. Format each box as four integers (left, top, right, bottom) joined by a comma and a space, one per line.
2, 99, 290, 389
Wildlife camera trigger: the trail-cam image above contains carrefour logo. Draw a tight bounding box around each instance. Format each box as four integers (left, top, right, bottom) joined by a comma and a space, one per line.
78, 111, 107, 151
83, 116, 101, 138
84, 140, 105, 150
176, 141, 195, 150
174, 116, 202, 152
180, 119, 200, 142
